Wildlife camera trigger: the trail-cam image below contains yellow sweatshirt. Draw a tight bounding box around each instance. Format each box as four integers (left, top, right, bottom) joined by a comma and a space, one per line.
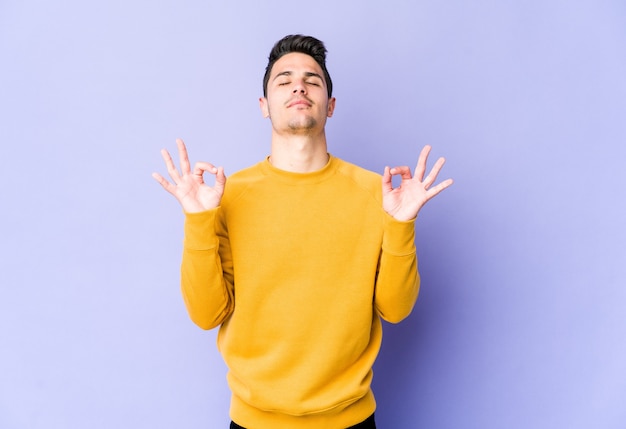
181, 155, 419, 429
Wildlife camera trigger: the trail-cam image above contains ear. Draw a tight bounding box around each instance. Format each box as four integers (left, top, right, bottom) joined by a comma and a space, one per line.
327, 97, 336, 118
259, 97, 270, 118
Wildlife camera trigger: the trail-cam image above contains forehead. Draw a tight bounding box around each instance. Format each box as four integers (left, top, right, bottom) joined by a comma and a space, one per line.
270, 52, 324, 77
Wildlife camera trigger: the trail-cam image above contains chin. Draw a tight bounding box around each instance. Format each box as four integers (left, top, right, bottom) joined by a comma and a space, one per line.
288, 118, 318, 131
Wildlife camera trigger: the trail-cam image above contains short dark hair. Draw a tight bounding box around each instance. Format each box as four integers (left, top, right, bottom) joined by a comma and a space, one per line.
263, 34, 333, 98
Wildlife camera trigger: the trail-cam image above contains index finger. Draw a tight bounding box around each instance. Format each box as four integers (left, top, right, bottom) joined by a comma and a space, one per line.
389, 166, 413, 180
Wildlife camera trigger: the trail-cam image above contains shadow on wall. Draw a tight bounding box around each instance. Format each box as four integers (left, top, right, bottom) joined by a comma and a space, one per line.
373, 290, 448, 426
372, 213, 464, 427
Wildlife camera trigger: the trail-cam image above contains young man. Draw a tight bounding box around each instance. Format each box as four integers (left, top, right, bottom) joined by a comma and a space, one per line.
153, 35, 453, 429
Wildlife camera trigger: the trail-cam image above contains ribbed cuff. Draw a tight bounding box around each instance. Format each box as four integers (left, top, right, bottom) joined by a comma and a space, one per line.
183, 208, 219, 250
381, 213, 416, 255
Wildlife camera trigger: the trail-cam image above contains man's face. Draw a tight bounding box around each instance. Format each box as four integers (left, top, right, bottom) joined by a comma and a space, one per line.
260, 52, 335, 135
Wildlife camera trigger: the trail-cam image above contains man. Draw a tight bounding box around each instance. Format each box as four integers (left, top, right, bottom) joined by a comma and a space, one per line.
153, 34, 453, 429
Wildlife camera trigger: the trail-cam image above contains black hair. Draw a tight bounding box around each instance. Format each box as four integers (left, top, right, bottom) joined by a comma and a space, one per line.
263, 34, 333, 98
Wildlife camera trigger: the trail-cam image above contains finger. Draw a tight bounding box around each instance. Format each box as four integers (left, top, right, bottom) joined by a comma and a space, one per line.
213, 166, 227, 195
414, 145, 432, 181
176, 138, 192, 175
151, 172, 176, 194
382, 166, 393, 192
192, 161, 218, 184
161, 148, 181, 182
423, 157, 447, 188
389, 166, 413, 181
194, 161, 218, 175
425, 178, 454, 200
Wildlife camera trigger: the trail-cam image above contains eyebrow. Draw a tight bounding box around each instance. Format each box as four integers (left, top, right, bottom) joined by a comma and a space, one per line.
273, 71, 324, 81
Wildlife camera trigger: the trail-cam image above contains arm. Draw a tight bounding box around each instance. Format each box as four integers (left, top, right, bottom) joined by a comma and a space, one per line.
180, 209, 234, 329
153, 139, 232, 329
374, 215, 420, 323
375, 145, 453, 322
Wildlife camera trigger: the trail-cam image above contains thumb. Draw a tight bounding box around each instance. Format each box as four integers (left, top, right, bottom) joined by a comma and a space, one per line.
382, 166, 393, 193
213, 167, 227, 194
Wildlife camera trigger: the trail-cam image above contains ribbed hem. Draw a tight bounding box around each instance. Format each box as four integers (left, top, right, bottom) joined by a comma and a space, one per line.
230, 390, 376, 429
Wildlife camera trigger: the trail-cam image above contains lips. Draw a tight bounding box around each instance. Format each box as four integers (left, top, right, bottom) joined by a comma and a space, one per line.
287, 98, 312, 108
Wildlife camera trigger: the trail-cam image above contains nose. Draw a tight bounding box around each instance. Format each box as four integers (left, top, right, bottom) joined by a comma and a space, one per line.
292, 79, 306, 94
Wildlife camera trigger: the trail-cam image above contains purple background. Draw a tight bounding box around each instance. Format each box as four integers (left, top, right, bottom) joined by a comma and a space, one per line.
1, 1, 625, 428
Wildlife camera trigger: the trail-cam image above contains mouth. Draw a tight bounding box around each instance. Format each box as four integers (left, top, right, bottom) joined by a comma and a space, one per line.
287, 98, 312, 108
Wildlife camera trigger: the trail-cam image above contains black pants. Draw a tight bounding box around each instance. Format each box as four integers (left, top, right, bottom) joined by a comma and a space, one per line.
230, 413, 376, 429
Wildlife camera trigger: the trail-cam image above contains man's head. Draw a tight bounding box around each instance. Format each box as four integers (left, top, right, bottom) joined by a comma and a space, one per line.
263, 34, 333, 99
260, 35, 336, 136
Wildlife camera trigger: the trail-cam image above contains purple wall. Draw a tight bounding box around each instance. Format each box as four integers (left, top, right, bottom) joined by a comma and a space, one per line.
1, 1, 624, 428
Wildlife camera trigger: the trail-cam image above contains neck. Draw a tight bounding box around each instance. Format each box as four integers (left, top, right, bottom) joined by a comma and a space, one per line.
269, 131, 329, 173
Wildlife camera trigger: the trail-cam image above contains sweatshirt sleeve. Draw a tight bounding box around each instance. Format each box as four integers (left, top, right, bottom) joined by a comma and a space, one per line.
180, 208, 235, 330
374, 213, 420, 323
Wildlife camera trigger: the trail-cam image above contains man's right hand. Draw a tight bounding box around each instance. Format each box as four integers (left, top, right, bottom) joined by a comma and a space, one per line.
152, 138, 226, 213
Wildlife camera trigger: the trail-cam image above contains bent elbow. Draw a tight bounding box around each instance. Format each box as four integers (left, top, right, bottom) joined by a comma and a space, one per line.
376, 276, 420, 324
378, 303, 416, 324
183, 296, 231, 331
191, 315, 217, 330
188, 300, 232, 330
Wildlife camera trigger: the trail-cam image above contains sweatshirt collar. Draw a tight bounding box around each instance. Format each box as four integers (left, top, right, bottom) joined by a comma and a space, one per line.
260, 154, 338, 184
